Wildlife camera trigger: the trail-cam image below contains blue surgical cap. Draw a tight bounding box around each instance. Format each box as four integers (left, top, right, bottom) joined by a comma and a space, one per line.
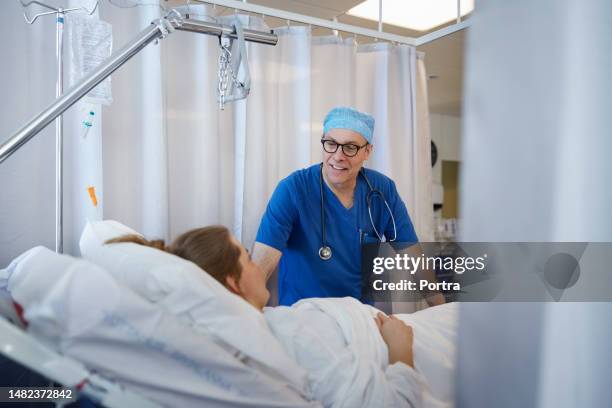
323, 107, 375, 144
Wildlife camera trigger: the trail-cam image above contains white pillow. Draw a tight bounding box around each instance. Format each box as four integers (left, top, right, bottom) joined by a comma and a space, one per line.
0, 246, 51, 328
5, 246, 316, 408
79, 220, 308, 391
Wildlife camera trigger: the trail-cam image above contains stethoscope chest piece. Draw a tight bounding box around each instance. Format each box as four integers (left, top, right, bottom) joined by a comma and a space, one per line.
317, 165, 396, 261
319, 246, 332, 261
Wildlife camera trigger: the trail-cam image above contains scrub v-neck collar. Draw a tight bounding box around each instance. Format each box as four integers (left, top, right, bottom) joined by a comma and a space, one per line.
321, 172, 362, 217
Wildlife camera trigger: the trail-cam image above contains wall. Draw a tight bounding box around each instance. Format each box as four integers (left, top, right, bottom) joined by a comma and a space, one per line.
430, 113, 461, 241
430, 112, 462, 185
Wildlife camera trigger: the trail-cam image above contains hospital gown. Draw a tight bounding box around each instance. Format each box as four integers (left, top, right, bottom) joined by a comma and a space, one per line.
264, 297, 428, 408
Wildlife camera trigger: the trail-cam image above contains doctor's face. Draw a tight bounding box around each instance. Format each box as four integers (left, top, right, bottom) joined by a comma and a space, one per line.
322, 128, 372, 187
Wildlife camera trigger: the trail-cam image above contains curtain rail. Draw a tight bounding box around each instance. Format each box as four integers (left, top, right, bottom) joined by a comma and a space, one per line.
193, 0, 417, 45
194, 0, 472, 46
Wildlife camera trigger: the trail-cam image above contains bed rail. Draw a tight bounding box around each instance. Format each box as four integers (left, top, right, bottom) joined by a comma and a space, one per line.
0, 308, 162, 407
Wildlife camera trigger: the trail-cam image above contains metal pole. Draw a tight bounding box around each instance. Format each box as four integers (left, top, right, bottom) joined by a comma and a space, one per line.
378, 0, 383, 32
457, 0, 461, 24
0, 23, 163, 165
415, 18, 470, 46
192, 0, 416, 45
55, 10, 64, 253
177, 18, 277, 45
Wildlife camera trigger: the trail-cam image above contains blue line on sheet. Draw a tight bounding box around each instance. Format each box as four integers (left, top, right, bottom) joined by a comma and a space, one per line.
101, 312, 240, 394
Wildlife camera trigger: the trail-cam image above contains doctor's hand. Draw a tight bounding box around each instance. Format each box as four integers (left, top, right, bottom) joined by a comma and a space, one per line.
374, 313, 414, 368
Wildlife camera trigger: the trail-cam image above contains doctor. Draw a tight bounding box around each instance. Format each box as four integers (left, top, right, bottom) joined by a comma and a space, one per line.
253, 107, 444, 306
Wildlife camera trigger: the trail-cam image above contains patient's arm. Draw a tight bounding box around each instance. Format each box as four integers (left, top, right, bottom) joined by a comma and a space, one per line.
252, 242, 282, 281
375, 313, 415, 368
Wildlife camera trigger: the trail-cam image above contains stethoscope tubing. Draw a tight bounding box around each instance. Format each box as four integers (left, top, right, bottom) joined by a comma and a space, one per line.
319, 163, 332, 260
318, 164, 397, 260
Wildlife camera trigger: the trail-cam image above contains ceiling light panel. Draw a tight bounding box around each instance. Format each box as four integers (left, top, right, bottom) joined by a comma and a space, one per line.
348, 0, 474, 31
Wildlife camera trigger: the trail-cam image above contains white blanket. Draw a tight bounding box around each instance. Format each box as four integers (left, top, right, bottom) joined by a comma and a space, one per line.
1, 247, 320, 408
395, 304, 458, 405
265, 298, 457, 408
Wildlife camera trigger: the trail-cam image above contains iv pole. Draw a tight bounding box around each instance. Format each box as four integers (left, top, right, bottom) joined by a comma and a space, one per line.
18, 0, 101, 254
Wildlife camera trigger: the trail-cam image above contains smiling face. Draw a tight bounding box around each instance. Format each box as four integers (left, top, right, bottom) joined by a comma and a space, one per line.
322, 128, 372, 189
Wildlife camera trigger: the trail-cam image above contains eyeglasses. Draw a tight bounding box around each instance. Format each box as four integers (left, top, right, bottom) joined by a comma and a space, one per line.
321, 139, 369, 158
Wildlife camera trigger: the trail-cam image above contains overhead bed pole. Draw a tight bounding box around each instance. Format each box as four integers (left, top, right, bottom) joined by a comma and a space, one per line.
178, 18, 277, 45
0, 9, 277, 165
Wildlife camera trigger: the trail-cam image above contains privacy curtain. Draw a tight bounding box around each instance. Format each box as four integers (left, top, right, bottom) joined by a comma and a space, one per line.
458, 0, 612, 406
0, 2, 434, 295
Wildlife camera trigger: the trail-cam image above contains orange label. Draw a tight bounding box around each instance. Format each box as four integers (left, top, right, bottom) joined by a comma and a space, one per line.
87, 186, 98, 207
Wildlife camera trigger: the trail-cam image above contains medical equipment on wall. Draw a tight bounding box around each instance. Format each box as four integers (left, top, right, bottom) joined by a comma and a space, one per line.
17, 0, 101, 255
318, 164, 398, 261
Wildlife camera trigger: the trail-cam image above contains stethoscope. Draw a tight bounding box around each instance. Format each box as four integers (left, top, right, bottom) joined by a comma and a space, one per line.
318, 164, 397, 260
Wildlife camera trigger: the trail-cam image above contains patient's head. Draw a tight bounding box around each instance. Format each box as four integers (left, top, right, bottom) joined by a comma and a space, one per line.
106, 226, 269, 311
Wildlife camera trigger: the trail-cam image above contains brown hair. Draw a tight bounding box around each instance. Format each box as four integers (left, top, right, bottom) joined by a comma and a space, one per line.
105, 226, 242, 287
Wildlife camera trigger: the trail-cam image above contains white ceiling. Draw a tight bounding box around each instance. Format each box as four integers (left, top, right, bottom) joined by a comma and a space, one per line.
170, 0, 466, 116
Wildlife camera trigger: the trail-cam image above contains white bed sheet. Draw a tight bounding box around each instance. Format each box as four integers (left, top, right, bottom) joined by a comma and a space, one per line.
265, 298, 458, 408
395, 304, 458, 405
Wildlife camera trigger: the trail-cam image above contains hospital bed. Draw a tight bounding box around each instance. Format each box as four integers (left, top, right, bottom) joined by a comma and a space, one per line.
0, 278, 313, 408
0, 222, 322, 407
0, 220, 457, 408
0, 298, 162, 408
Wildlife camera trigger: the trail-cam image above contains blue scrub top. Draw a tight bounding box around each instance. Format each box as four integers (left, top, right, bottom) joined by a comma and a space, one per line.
256, 163, 418, 305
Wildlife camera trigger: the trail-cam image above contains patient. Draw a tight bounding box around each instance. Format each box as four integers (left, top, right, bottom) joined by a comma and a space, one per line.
108, 227, 441, 407
108, 227, 413, 362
